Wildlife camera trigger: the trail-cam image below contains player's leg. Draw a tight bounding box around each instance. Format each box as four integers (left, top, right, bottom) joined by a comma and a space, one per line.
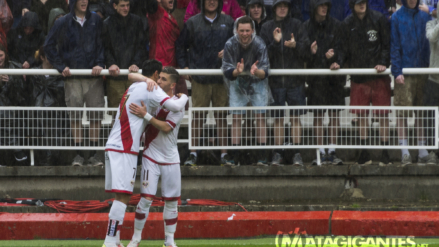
160, 164, 181, 247
103, 152, 137, 247
128, 158, 160, 247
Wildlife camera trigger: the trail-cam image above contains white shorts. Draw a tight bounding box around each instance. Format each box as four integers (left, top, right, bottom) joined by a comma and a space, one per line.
140, 156, 181, 200
105, 151, 138, 195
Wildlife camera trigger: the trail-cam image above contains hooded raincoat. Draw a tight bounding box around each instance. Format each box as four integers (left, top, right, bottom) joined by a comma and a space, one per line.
47, 8, 66, 32
30, 0, 68, 34
44, 0, 104, 73
342, 0, 390, 83
390, 0, 431, 78
245, 0, 269, 35
222, 17, 272, 105
184, 0, 244, 22
260, 0, 310, 88
7, 11, 45, 67
176, 0, 234, 84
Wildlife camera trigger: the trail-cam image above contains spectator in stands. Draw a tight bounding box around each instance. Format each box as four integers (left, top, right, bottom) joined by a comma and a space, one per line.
47, 8, 66, 32
222, 16, 271, 166
184, 0, 244, 22
343, 0, 392, 166
102, 0, 145, 110
303, 0, 344, 166
29, 0, 68, 34
419, 0, 437, 18
6, 0, 30, 28
420, 12, 439, 163
391, 0, 431, 166
89, 0, 106, 19
0, 0, 14, 49
44, 0, 105, 167
176, 0, 234, 166
246, 0, 268, 35
260, 0, 309, 166
0, 43, 30, 165
7, 11, 45, 69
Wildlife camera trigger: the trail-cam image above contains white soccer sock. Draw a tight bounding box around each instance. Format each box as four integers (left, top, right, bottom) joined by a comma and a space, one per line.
399, 139, 410, 158
132, 197, 153, 241
418, 140, 428, 158
105, 200, 127, 245
163, 200, 178, 246
319, 148, 326, 155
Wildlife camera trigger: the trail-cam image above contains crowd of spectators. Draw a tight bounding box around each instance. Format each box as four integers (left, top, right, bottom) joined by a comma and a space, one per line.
0, 0, 438, 167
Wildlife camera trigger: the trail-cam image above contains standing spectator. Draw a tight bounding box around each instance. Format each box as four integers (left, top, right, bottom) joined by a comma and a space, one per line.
7, 11, 45, 68
246, 0, 269, 35
303, 0, 344, 166
391, 0, 431, 166
176, 0, 234, 166
345, 0, 395, 18
222, 16, 271, 166
102, 0, 145, 110
260, 0, 309, 166
184, 0, 244, 22
6, 0, 31, 28
47, 8, 66, 32
44, 0, 105, 167
343, 0, 392, 166
29, 0, 68, 34
419, 0, 438, 18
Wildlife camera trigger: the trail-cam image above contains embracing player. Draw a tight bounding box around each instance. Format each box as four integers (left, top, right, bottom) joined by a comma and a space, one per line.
103, 60, 188, 247
126, 67, 184, 247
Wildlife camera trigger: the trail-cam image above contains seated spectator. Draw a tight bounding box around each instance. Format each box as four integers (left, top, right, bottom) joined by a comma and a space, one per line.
184, 0, 244, 22
260, 0, 309, 166
246, 0, 268, 35
222, 16, 271, 166
7, 11, 45, 68
44, 0, 105, 167
47, 7, 66, 32
30, 0, 68, 34
102, 0, 145, 110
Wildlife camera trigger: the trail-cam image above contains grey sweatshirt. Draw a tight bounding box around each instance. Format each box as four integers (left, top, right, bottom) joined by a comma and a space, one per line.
427, 18, 439, 83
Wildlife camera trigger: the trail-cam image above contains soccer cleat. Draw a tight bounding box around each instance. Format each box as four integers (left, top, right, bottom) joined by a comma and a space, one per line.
72, 154, 84, 166
292, 153, 304, 166
378, 150, 392, 167
271, 152, 284, 166
118, 244, 125, 247
127, 239, 140, 247
221, 154, 235, 166
417, 151, 437, 166
329, 152, 344, 166
356, 150, 372, 166
183, 154, 197, 166
102, 243, 119, 247
401, 154, 412, 167
163, 243, 178, 247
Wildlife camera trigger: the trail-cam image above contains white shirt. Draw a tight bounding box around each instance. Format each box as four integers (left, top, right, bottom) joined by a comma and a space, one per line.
143, 96, 184, 165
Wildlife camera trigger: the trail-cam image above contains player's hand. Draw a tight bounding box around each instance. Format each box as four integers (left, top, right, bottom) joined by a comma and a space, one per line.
311, 41, 318, 54
109, 64, 120, 77
92, 66, 103, 76
0, 74, 9, 82
129, 101, 148, 118
326, 49, 334, 59
375, 65, 386, 73
22, 61, 30, 69
218, 50, 224, 59
330, 62, 340, 70
250, 60, 259, 75
146, 78, 158, 92
62, 67, 71, 77
273, 28, 282, 43
129, 64, 139, 73
176, 93, 185, 98
284, 33, 296, 48
396, 75, 404, 84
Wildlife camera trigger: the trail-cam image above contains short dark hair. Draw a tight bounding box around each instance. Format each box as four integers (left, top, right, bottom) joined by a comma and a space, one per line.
142, 59, 162, 77
162, 66, 179, 83
112, 0, 130, 5
236, 16, 254, 30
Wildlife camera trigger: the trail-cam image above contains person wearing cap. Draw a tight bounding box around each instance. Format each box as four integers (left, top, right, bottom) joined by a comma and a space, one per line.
343, 0, 391, 166
245, 0, 269, 35
391, 0, 432, 166
260, 0, 310, 166
303, 0, 344, 166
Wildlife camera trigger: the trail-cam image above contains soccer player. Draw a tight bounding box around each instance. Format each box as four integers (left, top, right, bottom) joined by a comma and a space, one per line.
103, 60, 188, 247
126, 67, 183, 247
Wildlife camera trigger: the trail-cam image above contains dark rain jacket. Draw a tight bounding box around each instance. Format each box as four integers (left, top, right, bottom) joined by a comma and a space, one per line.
176, 0, 234, 84
245, 0, 269, 35
47, 8, 66, 32
342, 0, 390, 83
102, 13, 145, 80
0, 60, 29, 106
303, 0, 344, 86
30, 0, 68, 34
7, 11, 45, 67
44, 0, 105, 73
260, 0, 310, 88
28, 68, 65, 107
390, 0, 430, 78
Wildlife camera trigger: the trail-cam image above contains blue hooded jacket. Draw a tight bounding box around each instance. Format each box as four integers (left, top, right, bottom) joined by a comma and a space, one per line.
390, 0, 431, 78
43, 0, 104, 73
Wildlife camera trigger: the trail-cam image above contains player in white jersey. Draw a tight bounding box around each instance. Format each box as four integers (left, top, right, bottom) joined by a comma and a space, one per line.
103, 60, 188, 247
125, 67, 184, 247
